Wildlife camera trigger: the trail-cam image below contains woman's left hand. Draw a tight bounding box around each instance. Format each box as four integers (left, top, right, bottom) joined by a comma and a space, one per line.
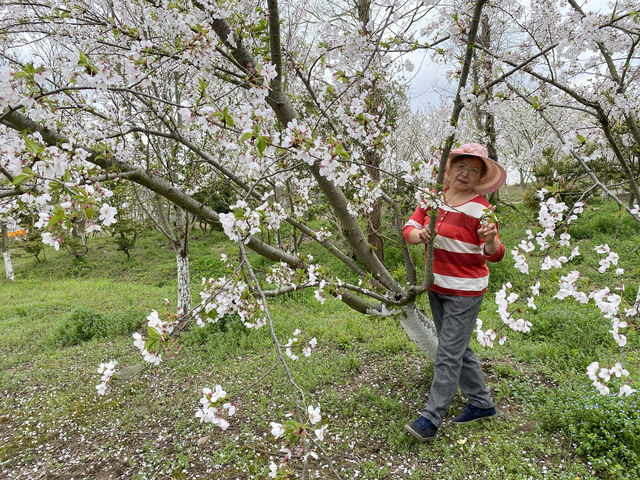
477, 222, 498, 243
477, 221, 501, 256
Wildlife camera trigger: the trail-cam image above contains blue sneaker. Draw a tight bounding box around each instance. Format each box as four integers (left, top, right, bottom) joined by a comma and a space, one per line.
405, 415, 438, 442
452, 404, 496, 424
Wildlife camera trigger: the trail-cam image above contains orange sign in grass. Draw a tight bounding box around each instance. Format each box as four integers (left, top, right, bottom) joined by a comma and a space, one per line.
1, 229, 26, 238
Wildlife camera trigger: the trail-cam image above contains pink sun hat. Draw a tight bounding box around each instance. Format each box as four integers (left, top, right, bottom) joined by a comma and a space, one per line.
447, 142, 507, 195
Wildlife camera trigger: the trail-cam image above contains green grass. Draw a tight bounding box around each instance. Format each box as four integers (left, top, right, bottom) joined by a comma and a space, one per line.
0, 203, 638, 479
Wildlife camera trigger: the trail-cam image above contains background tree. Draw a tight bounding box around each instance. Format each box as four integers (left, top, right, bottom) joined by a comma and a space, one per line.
1, 223, 15, 281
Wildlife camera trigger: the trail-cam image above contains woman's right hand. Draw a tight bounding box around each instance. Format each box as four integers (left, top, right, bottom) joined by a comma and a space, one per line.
410, 225, 431, 244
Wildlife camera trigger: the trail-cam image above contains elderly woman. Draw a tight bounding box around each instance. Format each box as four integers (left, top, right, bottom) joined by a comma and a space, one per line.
403, 143, 507, 442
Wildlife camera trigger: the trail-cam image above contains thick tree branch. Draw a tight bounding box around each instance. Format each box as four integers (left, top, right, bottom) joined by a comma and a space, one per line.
205, 9, 404, 294
1, 110, 307, 266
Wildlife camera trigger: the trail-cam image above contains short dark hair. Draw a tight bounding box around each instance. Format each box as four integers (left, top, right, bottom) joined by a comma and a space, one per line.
450, 155, 487, 178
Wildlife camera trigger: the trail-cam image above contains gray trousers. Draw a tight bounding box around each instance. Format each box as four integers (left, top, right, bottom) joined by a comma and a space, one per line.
421, 290, 494, 428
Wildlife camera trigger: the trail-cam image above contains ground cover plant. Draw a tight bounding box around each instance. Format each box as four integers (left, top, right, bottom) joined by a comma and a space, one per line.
1, 198, 639, 480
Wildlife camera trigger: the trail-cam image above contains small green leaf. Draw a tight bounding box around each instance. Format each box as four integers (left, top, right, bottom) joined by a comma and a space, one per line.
114, 365, 144, 379
222, 107, 234, 127
145, 336, 159, 353
12, 174, 31, 186
256, 136, 266, 155
147, 326, 161, 340
24, 137, 43, 154
335, 142, 350, 159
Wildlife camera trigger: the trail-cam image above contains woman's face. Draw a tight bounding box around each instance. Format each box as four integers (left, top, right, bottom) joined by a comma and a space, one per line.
446, 156, 485, 193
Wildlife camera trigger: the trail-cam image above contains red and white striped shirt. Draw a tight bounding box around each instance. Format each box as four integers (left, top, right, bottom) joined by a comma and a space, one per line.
403, 195, 505, 297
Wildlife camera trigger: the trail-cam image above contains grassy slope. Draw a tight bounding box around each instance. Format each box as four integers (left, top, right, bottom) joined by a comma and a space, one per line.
0, 202, 638, 480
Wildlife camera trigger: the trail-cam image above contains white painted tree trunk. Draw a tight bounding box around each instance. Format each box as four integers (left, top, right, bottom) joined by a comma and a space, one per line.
401, 304, 438, 359
174, 204, 192, 319
3, 251, 14, 281
1, 224, 14, 281
176, 251, 191, 318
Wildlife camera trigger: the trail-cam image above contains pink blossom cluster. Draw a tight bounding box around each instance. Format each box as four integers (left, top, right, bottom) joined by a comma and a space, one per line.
195, 385, 236, 431
195, 275, 266, 329
587, 362, 636, 397
266, 263, 299, 291
589, 287, 633, 348
283, 329, 318, 361
95, 360, 117, 396
594, 244, 621, 274
219, 200, 262, 243
553, 271, 588, 304
132, 333, 162, 365
475, 318, 505, 348
495, 282, 532, 334
132, 310, 174, 365
510, 192, 585, 276
269, 405, 327, 477
219, 198, 287, 244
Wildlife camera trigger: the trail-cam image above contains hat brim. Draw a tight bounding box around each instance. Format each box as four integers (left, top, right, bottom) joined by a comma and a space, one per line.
446, 151, 507, 195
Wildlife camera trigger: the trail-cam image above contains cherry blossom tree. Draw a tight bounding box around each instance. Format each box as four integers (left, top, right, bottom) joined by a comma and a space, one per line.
2, 0, 485, 358
1, 1, 639, 475
471, 0, 640, 207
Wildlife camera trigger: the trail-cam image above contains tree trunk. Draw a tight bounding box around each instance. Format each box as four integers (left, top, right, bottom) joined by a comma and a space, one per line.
400, 304, 438, 359
175, 206, 192, 318
1, 224, 14, 281
176, 250, 191, 318
367, 196, 384, 263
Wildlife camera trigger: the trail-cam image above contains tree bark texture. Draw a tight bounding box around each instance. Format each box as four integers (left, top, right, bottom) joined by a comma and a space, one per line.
174, 206, 192, 318
357, 0, 384, 263
1, 224, 14, 281
176, 250, 191, 318
400, 304, 438, 359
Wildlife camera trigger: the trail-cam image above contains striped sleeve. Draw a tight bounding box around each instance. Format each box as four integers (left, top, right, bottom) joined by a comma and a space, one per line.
483, 238, 505, 262
402, 205, 429, 242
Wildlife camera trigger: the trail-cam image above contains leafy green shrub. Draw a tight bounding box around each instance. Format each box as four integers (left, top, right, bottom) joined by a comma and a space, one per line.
523, 186, 542, 211
19, 231, 45, 261
567, 221, 593, 240
538, 386, 640, 480
54, 308, 144, 346
110, 310, 145, 336
569, 202, 640, 240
